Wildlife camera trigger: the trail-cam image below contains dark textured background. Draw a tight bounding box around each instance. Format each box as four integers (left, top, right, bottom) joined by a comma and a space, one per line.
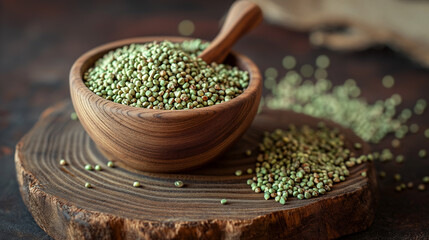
1, 0, 428, 239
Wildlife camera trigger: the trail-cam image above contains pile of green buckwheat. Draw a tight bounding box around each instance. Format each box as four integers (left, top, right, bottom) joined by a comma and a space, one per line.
247, 124, 371, 204
83, 39, 249, 110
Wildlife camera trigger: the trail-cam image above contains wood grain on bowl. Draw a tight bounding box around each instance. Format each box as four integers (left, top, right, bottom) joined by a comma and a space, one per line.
15, 102, 377, 240
69, 37, 262, 173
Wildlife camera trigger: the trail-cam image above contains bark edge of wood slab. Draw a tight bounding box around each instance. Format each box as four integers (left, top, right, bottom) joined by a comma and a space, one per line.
69, 36, 262, 173
15, 102, 377, 240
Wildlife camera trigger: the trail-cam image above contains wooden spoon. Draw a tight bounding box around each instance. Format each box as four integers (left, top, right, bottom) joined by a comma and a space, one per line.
199, 0, 263, 64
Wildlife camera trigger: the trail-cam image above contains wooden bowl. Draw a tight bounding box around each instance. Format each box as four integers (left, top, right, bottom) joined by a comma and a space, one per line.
69, 36, 262, 173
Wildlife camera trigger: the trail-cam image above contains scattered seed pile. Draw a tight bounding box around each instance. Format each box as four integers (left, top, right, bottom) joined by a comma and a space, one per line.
246, 124, 371, 204
84, 39, 249, 110
264, 55, 426, 143
258, 54, 428, 196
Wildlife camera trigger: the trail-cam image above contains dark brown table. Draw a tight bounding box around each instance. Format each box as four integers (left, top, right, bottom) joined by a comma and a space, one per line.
1, 0, 428, 239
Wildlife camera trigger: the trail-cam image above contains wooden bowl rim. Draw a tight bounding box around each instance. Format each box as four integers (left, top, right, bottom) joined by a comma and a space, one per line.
70, 36, 262, 116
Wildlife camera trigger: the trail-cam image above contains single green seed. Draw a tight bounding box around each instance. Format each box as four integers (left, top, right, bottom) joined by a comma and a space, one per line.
395, 155, 404, 163
94, 165, 102, 171
304, 192, 312, 199
174, 180, 184, 188
394, 174, 401, 181
354, 142, 362, 149
409, 123, 419, 133
424, 129, 429, 138
70, 112, 78, 120
133, 181, 141, 188
282, 56, 296, 69
418, 149, 427, 158
379, 171, 387, 178
59, 159, 67, 166
265, 67, 278, 78
235, 170, 243, 176
382, 75, 395, 88
407, 182, 414, 188
220, 199, 228, 205
395, 185, 402, 192
361, 171, 367, 177
85, 182, 92, 188
247, 168, 253, 174
300, 64, 314, 78
279, 197, 286, 205
423, 176, 429, 183
417, 184, 426, 191
107, 161, 114, 168
178, 19, 195, 36
315, 55, 330, 69
245, 149, 252, 156
85, 164, 93, 171
391, 139, 400, 148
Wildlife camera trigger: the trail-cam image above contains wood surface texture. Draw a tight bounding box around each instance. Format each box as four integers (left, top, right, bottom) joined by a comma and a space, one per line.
69, 37, 262, 173
15, 102, 376, 240
199, 1, 263, 64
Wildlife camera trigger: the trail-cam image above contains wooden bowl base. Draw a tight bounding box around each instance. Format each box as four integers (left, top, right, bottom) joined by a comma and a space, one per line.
15, 101, 377, 240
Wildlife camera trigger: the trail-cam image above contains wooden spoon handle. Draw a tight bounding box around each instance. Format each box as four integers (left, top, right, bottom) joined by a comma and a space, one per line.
199, 1, 263, 64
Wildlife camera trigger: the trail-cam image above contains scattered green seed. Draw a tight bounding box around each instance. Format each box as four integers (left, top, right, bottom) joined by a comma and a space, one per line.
178, 19, 195, 36
382, 75, 395, 88
133, 181, 141, 188
220, 198, 228, 205
418, 149, 427, 158
395, 155, 404, 163
174, 180, 184, 188
245, 149, 252, 156
425, 129, 429, 138
314, 68, 328, 80
423, 176, 429, 183
85, 164, 93, 171
395, 185, 402, 192
300, 64, 314, 78
414, 99, 427, 115
94, 165, 102, 171
70, 112, 78, 120
379, 171, 386, 178
107, 161, 114, 168
282, 55, 296, 69
361, 171, 367, 177
391, 139, 400, 148
409, 123, 419, 133
315, 55, 330, 69
85, 182, 92, 188
354, 142, 362, 149
246, 168, 253, 174
394, 174, 401, 181
59, 159, 67, 166
265, 67, 278, 79
235, 170, 243, 176
407, 182, 414, 188
417, 184, 426, 191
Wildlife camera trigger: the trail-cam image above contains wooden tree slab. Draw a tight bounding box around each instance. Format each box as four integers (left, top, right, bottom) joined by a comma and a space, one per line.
15, 101, 377, 240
